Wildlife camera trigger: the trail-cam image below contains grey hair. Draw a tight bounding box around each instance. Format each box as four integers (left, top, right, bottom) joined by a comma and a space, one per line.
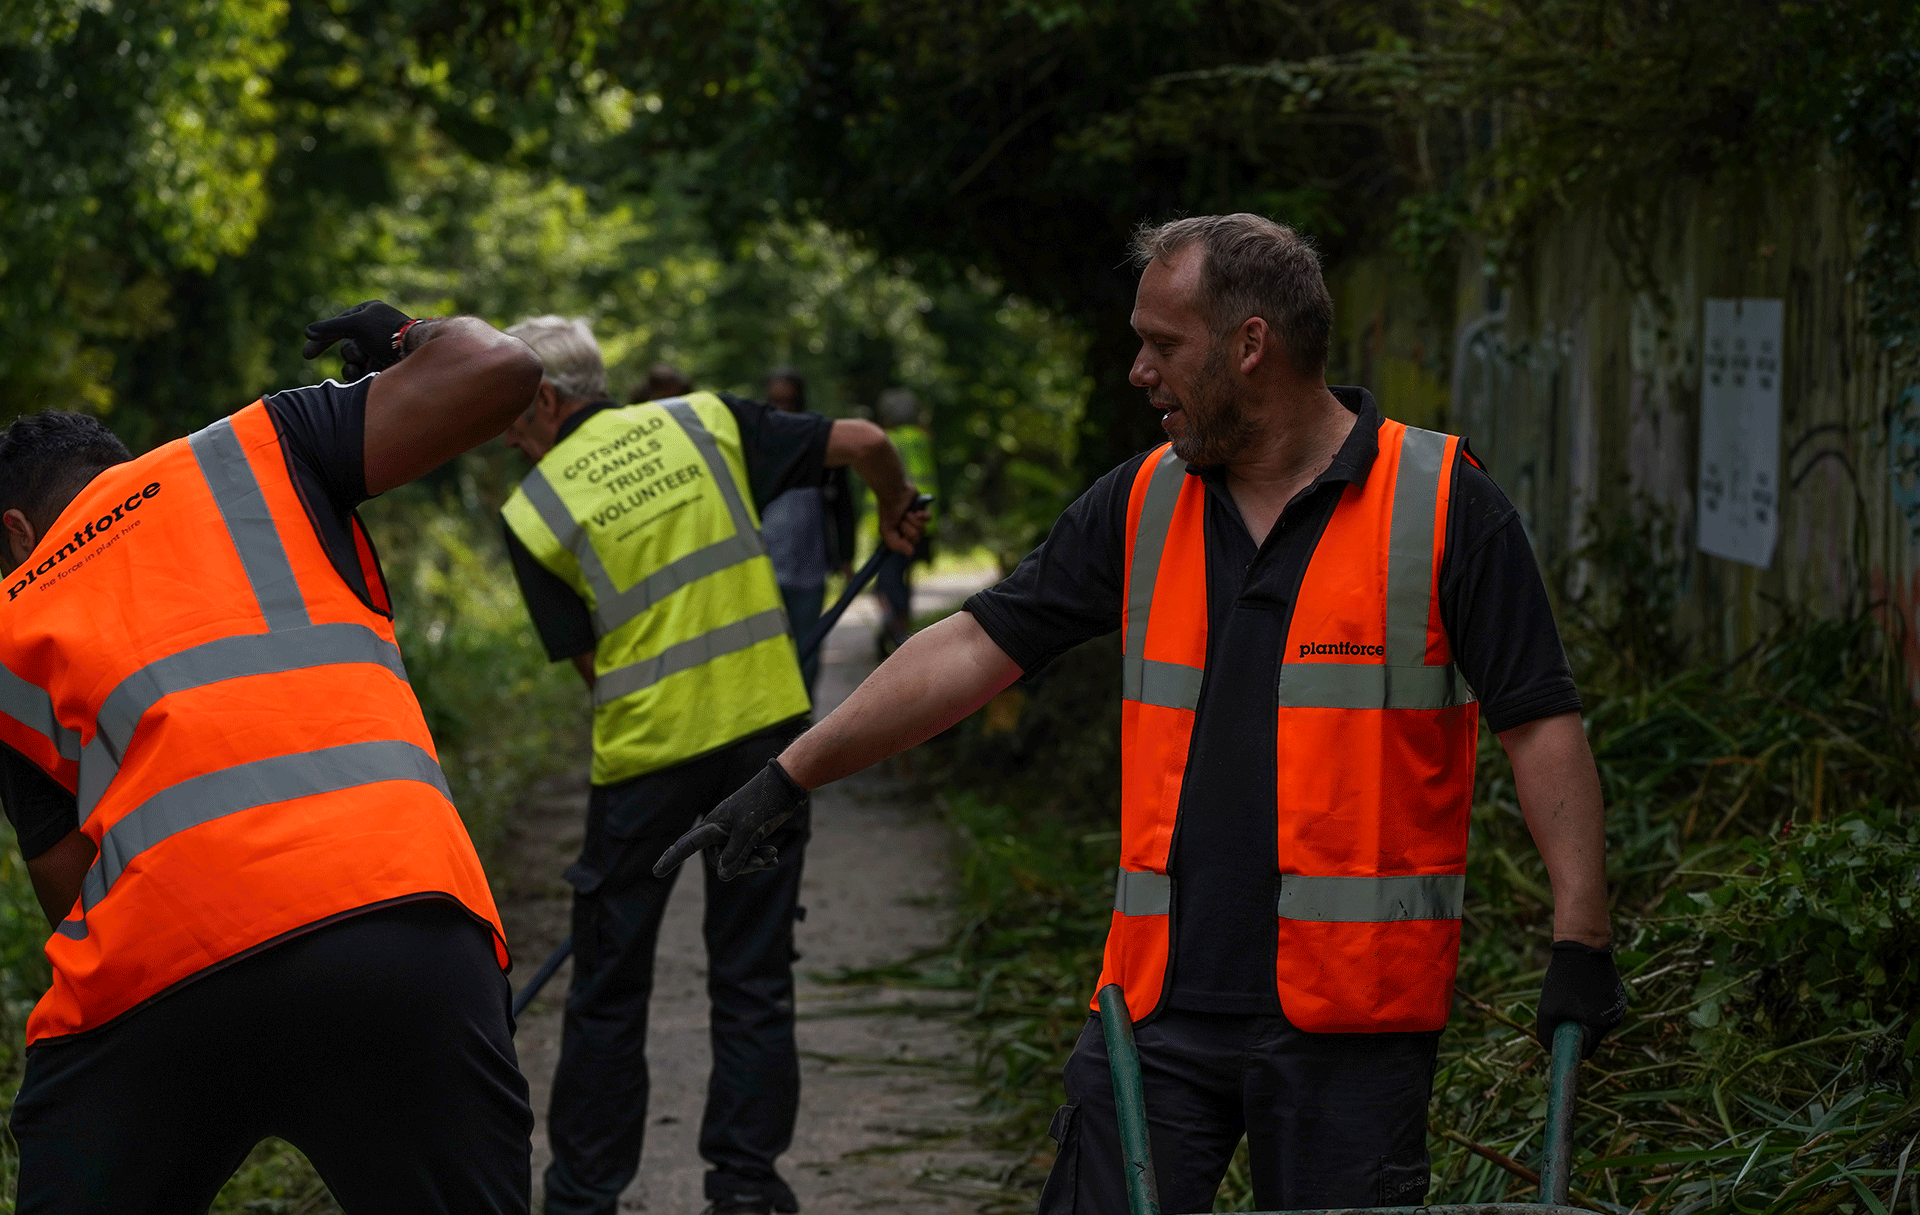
1128, 214, 1332, 378
505, 315, 607, 402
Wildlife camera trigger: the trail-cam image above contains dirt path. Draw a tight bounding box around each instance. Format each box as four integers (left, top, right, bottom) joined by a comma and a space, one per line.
496, 570, 1012, 1214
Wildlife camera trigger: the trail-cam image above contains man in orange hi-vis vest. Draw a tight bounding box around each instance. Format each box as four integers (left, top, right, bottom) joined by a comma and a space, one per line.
0, 301, 542, 1214
660, 215, 1628, 1213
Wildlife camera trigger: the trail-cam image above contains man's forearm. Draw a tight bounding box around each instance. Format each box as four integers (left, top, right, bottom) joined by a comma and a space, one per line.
1499, 710, 1611, 947
779, 611, 1022, 788
363, 317, 542, 495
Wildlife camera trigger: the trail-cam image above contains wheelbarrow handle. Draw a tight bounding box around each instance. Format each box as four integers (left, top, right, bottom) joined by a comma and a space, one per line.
1096, 983, 1586, 1215
1097, 984, 1163, 1215
1539, 1019, 1585, 1206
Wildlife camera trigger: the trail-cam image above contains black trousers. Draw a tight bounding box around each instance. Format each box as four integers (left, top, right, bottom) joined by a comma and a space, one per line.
1039, 1008, 1439, 1215
543, 726, 809, 1215
11, 900, 533, 1215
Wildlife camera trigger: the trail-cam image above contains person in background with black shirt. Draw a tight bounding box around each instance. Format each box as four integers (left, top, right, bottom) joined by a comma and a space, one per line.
496, 318, 925, 1215
0, 302, 541, 1213
659, 215, 1628, 1213
759, 369, 856, 697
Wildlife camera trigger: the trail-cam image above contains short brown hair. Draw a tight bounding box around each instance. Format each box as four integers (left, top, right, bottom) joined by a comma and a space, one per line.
1128, 214, 1332, 378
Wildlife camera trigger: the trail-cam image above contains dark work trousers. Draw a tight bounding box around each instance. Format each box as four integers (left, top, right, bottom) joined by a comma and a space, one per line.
1039, 1008, 1439, 1215
11, 899, 532, 1215
543, 724, 810, 1215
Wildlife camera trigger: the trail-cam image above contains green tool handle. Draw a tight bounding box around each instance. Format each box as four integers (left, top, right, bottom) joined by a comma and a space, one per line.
1097, 984, 1163, 1215
1540, 1020, 1584, 1206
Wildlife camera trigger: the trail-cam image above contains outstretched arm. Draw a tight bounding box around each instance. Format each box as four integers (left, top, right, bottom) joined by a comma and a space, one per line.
781, 610, 1022, 788
653, 611, 1021, 878
363, 318, 543, 495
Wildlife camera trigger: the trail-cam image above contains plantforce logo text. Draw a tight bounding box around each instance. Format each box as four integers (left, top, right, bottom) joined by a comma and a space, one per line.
9, 482, 162, 600
1299, 641, 1384, 657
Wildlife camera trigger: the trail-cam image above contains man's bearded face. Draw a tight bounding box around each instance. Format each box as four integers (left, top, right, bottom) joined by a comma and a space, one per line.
1156, 338, 1257, 466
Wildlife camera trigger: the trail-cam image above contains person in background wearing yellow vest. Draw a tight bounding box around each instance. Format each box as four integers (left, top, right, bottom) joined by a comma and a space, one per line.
660, 216, 1628, 1213
0, 300, 542, 1213
871, 388, 935, 657
496, 317, 926, 1215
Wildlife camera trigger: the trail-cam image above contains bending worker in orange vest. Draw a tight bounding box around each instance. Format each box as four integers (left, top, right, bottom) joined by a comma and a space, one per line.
660, 214, 1628, 1212
0, 302, 541, 1213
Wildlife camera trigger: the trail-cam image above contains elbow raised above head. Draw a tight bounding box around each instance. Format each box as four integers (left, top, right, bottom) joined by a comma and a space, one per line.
494, 339, 546, 395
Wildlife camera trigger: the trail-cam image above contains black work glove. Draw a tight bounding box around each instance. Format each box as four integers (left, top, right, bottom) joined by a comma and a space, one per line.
1536, 940, 1629, 1059
301, 300, 416, 382
652, 759, 809, 881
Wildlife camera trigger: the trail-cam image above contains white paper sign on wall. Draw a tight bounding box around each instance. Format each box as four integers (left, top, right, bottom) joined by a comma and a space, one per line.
1697, 298, 1783, 568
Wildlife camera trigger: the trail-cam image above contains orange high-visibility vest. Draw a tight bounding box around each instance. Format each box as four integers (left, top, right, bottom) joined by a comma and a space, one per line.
1101, 418, 1479, 1033
0, 400, 507, 1044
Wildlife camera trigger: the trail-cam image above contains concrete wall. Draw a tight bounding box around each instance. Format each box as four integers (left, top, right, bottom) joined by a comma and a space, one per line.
1329, 168, 1920, 668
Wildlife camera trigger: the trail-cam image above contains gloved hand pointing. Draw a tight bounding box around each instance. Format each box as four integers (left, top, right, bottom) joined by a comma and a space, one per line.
654, 759, 810, 881
302, 300, 417, 382
1536, 940, 1629, 1058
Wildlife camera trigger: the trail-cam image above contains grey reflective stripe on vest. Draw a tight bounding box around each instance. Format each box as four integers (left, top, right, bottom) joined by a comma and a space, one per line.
1275, 872, 1465, 922
1275, 426, 1475, 710
1113, 868, 1171, 916
660, 399, 764, 557
55, 739, 449, 940
1276, 662, 1473, 710
516, 401, 768, 639
77, 623, 409, 822
591, 607, 790, 707
1122, 449, 1203, 710
0, 662, 79, 763
188, 418, 311, 631
1385, 427, 1446, 666
1120, 656, 1204, 712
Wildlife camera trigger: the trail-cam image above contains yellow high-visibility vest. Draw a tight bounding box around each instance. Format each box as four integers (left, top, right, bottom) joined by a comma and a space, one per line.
503, 393, 810, 784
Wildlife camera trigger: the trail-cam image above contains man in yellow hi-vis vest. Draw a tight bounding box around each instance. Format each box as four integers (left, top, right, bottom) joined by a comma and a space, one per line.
498, 317, 926, 1215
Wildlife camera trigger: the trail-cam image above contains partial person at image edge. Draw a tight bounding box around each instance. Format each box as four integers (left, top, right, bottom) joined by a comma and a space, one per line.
0, 301, 544, 1213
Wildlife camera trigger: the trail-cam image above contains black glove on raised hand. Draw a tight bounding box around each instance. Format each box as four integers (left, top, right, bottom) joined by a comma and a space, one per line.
301, 300, 416, 382
653, 759, 809, 881
1537, 940, 1629, 1059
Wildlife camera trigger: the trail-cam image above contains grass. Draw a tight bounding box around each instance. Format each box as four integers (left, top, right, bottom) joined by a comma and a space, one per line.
892, 522, 1920, 1214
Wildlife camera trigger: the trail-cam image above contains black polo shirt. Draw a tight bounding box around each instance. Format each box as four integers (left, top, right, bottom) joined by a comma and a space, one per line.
503, 395, 833, 663
964, 386, 1581, 1015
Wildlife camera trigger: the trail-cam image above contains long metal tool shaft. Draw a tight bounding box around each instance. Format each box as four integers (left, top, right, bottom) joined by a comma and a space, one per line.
509, 494, 934, 1022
